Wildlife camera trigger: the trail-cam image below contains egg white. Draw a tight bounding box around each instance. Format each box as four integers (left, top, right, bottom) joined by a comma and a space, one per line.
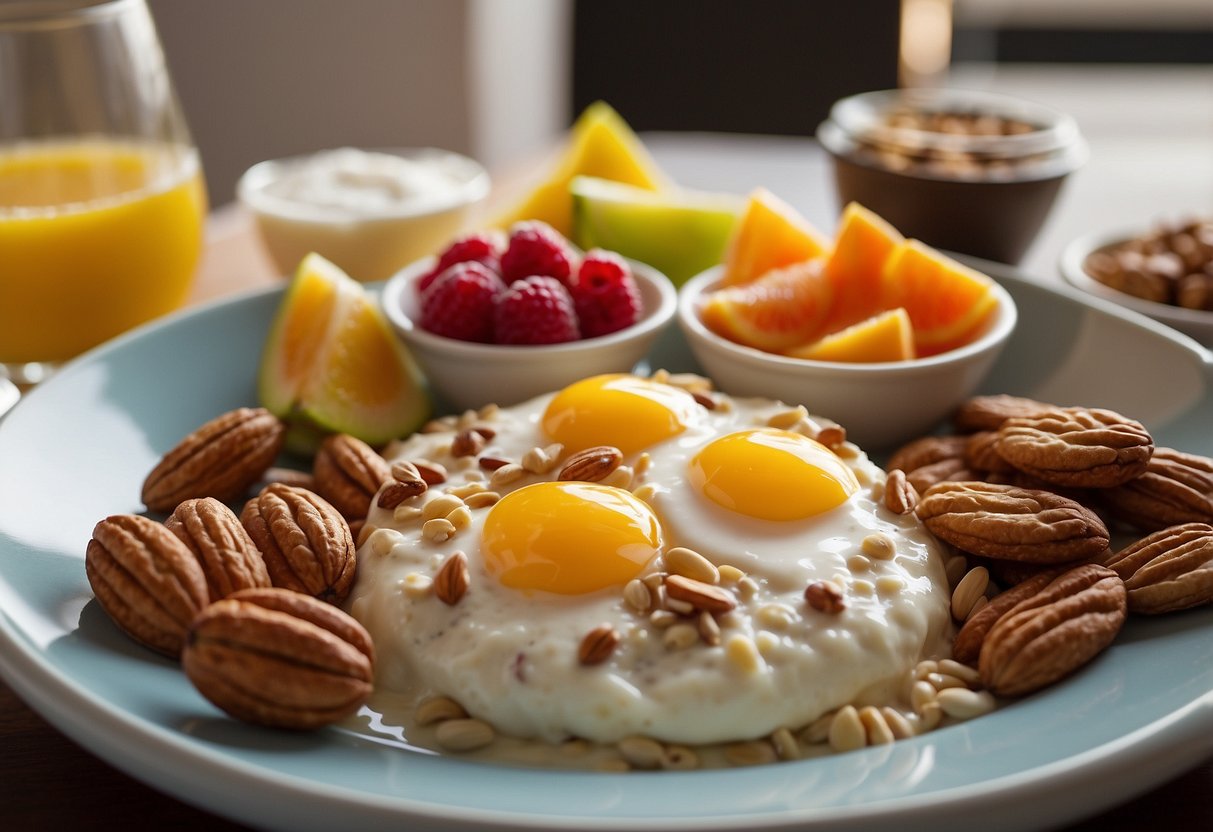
347, 379, 953, 746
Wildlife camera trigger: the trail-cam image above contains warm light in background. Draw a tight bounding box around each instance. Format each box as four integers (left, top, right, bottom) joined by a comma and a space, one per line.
900, 0, 954, 86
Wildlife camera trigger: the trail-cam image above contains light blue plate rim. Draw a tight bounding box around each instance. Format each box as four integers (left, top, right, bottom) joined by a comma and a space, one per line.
0, 263, 1212, 832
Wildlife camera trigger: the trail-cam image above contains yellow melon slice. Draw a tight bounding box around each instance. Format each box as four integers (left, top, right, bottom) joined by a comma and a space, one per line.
494, 101, 669, 237
718, 188, 831, 287
786, 307, 915, 362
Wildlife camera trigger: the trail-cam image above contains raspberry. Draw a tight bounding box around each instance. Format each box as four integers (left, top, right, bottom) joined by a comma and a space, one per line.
418, 231, 505, 294
500, 221, 576, 285
418, 262, 505, 342
493, 275, 580, 345
568, 249, 642, 338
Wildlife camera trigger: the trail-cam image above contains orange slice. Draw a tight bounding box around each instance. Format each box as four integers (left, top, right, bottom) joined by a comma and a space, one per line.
719, 188, 830, 286
258, 254, 431, 451
700, 259, 833, 352
880, 240, 999, 357
786, 307, 915, 362
822, 202, 904, 333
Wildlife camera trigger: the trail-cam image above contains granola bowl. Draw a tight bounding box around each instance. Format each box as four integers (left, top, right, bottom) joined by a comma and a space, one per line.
677, 266, 1018, 451
380, 256, 677, 411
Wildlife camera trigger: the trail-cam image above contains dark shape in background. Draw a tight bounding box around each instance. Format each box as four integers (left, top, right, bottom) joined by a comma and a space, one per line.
573, 0, 901, 136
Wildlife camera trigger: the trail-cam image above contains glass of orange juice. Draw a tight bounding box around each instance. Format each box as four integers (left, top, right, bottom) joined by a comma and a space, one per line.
0, 0, 206, 387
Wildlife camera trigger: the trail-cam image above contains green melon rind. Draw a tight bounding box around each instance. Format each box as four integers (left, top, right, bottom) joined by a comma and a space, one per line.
570, 176, 742, 285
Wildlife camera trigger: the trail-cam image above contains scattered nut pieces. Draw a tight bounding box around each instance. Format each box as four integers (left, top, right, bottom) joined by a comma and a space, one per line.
558, 445, 624, 483
804, 580, 846, 614
664, 574, 736, 614
578, 623, 621, 665
450, 428, 487, 458
434, 550, 470, 605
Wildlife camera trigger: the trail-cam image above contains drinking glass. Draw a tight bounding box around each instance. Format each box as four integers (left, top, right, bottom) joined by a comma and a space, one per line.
0, 0, 206, 387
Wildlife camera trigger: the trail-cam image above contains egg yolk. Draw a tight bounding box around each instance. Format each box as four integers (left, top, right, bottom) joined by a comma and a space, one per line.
482, 482, 662, 594
541, 374, 698, 455
689, 428, 859, 521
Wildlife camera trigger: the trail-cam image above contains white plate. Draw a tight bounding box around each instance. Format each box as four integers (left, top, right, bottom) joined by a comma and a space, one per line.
1, 265, 1212, 832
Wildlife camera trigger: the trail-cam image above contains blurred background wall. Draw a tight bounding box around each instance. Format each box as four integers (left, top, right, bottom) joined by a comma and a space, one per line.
149, 0, 1211, 207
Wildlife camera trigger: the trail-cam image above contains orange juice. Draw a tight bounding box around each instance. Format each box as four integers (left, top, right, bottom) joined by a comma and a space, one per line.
0, 140, 207, 363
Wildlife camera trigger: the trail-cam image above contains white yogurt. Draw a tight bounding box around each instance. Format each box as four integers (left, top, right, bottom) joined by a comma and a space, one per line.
237, 146, 488, 281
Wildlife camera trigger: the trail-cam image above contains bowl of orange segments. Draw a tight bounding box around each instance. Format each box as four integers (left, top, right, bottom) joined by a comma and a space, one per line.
677, 190, 1016, 450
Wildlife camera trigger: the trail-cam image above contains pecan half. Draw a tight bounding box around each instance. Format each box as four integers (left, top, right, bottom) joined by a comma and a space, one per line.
1103, 522, 1213, 614
883, 469, 918, 515
558, 445, 624, 483
917, 481, 1110, 563
142, 408, 285, 513
804, 580, 845, 614
995, 406, 1154, 488
952, 394, 1052, 433
978, 564, 1126, 696
312, 433, 392, 521
165, 498, 270, 602
963, 431, 1016, 474
240, 484, 356, 604
906, 458, 979, 495
952, 569, 1060, 664
183, 587, 374, 729
885, 434, 967, 476
450, 428, 487, 458
578, 623, 621, 665
1100, 448, 1213, 531
85, 514, 209, 657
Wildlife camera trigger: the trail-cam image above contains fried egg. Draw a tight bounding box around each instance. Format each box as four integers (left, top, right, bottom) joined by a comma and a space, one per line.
347, 373, 953, 747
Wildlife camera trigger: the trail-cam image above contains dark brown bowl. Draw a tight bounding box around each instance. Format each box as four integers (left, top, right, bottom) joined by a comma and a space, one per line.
818, 89, 1087, 265
826, 152, 1069, 264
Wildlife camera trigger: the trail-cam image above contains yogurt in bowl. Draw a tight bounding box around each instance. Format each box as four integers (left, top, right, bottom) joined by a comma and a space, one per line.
238, 147, 489, 282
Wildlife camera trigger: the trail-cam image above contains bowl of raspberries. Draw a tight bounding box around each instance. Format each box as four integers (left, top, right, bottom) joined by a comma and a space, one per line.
381, 220, 677, 409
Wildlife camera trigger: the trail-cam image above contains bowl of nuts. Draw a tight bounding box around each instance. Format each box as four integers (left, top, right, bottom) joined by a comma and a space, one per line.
1060, 218, 1213, 348
817, 88, 1087, 264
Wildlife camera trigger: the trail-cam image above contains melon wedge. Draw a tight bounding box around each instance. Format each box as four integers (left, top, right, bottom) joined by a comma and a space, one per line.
570, 175, 741, 285
822, 202, 905, 333
495, 101, 669, 237
259, 253, 431, 452
786, 307, 915, 363
719, 188, 831, 287
700, 260, 834, 352
880, 240, 999, 357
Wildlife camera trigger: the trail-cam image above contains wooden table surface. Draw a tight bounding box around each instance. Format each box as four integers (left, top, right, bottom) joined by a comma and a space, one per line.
3, 115, 1213, 829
